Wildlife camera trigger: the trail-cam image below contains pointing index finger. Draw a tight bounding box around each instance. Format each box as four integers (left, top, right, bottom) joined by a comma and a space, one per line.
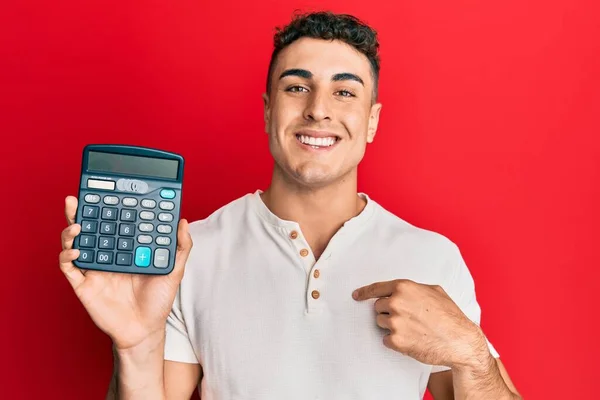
352, 281, 396, 301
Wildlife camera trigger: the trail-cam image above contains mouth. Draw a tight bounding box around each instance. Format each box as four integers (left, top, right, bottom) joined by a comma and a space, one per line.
295, 133, 341, 150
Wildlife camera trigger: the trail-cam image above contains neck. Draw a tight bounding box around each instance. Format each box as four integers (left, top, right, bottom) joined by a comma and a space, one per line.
261, 164, 366, 259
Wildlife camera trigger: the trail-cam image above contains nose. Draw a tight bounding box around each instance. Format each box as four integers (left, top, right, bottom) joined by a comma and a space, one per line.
303, 90, 331, 122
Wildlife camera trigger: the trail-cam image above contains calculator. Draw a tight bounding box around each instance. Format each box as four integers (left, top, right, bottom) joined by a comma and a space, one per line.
73, 144, 185, 275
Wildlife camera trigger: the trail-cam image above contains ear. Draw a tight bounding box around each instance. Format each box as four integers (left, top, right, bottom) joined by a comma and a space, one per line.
366, 102, 382, 143
262, 92, 270, 132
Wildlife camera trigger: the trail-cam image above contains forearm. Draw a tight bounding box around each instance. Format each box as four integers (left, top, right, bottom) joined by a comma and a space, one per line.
452, 335, 521, 400
106, 332, 167, 400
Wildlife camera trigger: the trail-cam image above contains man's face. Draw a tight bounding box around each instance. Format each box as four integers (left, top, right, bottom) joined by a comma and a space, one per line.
263, 37, 382, 188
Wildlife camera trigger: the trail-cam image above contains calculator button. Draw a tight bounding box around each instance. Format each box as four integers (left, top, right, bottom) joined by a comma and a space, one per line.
120, 209, 137, 222
139, 211, 155, 221
122, 197, 138, 207
138, 223, 154, 232
100, 222, 117, 235
156, 236, 171, 246
135, 247, 151, 267
117, 238, 134, 251
119, 223, 136, 237
160, 189, 176, 199
116, 253, 133, 266
137, 235, 153, 244
82, 206, 99, 219
81, 220, 97, 233
97, 251, 113, 264
78, 235, 96, 248
157, 224, 172, 234
78, 249, 94, 263
158, 213, 173, 222
154, 248, 170, 268
102, 207, 118, 220
141, 199, 156, 209
159, 201, 175, 211
103, 196, 119, 205
98, 236, 115, 249
84, 194, 100, 204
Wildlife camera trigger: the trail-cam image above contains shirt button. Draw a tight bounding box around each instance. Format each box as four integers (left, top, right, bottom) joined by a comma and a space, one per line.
311, 290, 320, 299
313, 269, 320, 278
290, 230, 298, 239
300, 248, 309, 257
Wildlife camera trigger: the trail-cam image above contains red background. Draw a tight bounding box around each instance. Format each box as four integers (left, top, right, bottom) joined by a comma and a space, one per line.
1, 0, 598, 399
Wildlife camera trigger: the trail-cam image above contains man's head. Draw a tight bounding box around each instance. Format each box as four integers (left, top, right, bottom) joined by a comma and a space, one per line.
263, 11, 382, 189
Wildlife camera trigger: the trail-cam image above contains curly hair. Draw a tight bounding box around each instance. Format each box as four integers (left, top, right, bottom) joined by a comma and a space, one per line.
266, 11, 381, 100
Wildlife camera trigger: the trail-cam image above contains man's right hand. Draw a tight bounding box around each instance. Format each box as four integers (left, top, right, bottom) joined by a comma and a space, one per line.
59, 195, 193, 351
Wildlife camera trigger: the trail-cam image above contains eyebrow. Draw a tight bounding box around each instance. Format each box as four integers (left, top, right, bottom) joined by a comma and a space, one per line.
279, 68, 364, 86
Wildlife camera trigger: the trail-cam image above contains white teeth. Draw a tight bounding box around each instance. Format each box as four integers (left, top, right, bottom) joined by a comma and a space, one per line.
298, 135, 336, 147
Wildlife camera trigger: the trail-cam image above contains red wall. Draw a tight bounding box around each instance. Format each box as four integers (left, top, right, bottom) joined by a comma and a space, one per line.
2, 0, 598, 399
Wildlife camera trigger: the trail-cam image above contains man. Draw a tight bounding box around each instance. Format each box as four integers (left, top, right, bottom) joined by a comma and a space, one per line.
59, 11, 522, 400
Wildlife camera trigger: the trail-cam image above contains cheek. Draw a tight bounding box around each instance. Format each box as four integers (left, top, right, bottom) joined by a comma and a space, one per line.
272, 97, 304, 131
341, 108, 370, 138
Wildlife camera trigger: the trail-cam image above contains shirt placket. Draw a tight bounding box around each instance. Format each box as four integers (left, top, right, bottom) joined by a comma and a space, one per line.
287, 228, 326, 314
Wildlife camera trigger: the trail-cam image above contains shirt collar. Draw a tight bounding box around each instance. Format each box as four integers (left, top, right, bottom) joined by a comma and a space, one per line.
250, 189, 377, 231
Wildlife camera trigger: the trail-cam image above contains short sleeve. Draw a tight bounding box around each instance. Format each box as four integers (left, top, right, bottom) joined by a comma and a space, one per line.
164, 285, 200, 364
430, 245, 499, 373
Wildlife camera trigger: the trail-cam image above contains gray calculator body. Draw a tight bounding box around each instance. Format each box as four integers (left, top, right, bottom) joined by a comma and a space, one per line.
73, 144, 184, 275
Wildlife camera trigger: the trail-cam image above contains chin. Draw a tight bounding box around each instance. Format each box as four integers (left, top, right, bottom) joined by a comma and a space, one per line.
289, 165, 342, 188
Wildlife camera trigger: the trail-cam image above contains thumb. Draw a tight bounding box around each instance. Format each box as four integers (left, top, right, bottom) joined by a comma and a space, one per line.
172, 219, 193, 279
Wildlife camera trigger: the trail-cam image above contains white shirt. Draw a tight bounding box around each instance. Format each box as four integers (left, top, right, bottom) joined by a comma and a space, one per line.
164, 190, 499, 399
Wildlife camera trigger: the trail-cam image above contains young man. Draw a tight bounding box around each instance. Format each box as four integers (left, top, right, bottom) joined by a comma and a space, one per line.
59, 11, 522, 400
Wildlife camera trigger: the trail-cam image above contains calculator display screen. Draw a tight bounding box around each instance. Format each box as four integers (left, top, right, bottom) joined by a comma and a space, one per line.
87, 151, 179, 180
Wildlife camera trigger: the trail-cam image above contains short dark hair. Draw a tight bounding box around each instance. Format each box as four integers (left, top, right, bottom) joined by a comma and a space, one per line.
266, 11, 381, 101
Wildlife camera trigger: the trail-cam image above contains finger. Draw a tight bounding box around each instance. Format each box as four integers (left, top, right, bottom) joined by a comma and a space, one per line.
172, 219, 193, 278
59, 248, 86, 289
383, 334, 402, 352
374, 297, 392, 314
376, 313, 392, 330
65, 196, 78, 225
61, 223, 81, 250
353, 281, 396, 301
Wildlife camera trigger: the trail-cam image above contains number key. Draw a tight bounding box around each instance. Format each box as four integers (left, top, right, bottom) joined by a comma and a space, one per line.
117, 238, 133, 251
78, 235, 96, 248
102, 207, 118, 220
119, 223, 136, 237
78, 250, 94, 263
83, 206, 99, 219
100, 221, 117, 235
96, 251, 113, 264
81, 220, 97, 233
98, 236, 115, 249
120, 209, 137, 222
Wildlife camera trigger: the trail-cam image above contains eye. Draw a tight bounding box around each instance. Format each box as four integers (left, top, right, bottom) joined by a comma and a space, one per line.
286, 86, 309, 93
336, 89, 356, 97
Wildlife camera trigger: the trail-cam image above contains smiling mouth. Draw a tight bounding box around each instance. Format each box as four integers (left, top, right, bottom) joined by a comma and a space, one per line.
295, 134, 340, 149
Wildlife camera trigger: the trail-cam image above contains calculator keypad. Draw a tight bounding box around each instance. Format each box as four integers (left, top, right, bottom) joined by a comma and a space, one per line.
141, 199, 156, 208
76, 192, 176, 271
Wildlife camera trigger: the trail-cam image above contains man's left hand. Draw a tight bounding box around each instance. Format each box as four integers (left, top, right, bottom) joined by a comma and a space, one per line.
352, 279, 490, 369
